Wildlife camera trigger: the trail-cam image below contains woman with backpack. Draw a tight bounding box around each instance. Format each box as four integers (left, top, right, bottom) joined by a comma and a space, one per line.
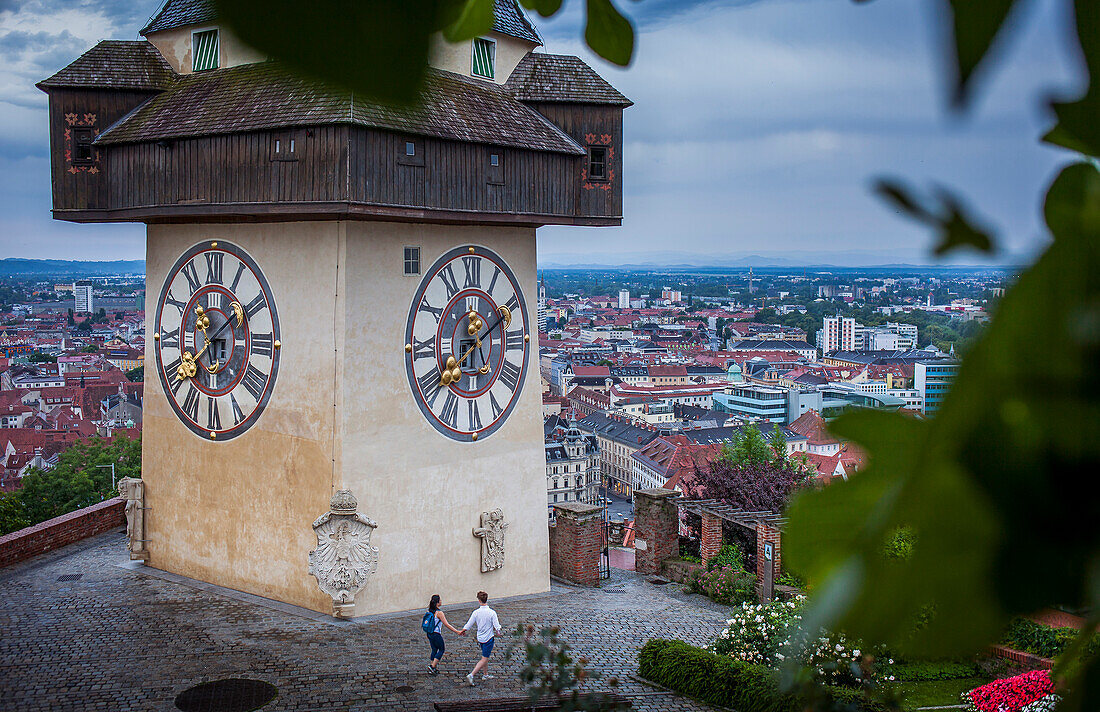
423, 594, 462, 676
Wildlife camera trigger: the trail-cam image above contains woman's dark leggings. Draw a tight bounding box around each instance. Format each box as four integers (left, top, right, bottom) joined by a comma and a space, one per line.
427, 632, 445, 661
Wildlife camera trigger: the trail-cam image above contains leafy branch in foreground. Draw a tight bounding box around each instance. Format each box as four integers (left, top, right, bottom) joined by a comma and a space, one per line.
506, 623, 624, 711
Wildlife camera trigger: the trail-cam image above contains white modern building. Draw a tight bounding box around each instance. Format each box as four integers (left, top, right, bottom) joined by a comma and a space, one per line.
73, 281, 94, 314
618, 289, 630, 309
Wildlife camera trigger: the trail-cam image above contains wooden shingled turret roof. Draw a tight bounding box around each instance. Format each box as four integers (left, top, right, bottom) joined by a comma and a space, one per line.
36, 40, 176, 92
506, 52, 632, 106
141, 0, 543, 45
92, 60, 585, 155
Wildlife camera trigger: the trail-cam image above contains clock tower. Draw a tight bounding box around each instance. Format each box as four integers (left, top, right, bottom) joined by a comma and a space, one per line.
38, 0, 630, 616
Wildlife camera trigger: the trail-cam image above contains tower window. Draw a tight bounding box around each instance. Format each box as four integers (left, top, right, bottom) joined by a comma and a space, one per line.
192, 29, 219, 72
72, 128, 95, 165
403, 246, 420, 276
398, 138, 424, 166
487, 152, 503, 185
472, 37, 495, 79
588, 146, 608, 182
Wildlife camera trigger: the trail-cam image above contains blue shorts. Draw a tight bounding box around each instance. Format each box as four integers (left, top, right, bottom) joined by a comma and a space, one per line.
479, 638, 495, 658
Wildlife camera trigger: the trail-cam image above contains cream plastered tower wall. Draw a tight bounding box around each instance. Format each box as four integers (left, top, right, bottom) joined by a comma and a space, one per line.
144, 221, 548, 615
146, 25, 266, 74
429, 30, 537, 84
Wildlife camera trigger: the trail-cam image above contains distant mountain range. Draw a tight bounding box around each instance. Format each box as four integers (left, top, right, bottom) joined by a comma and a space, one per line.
537, 248, 1038, 270
0, 258, 146, 277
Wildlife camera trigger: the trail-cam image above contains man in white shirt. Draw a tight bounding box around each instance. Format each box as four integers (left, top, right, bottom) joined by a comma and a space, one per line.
460, 590, 502, 686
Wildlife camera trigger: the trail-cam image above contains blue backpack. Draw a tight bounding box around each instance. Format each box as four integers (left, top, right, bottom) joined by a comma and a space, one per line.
422, 610, 436, 634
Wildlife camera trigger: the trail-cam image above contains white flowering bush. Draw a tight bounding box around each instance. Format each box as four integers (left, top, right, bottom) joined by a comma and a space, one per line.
711, 596, 891, 688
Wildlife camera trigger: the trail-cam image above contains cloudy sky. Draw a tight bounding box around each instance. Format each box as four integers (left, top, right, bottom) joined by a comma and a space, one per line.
0, 0, 1085, 264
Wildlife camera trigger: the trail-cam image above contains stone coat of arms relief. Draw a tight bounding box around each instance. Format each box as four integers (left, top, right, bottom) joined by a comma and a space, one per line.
472, 507, 509, 573
308, 490, 378, 617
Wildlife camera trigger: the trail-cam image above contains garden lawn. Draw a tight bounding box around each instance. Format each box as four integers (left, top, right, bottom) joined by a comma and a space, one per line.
889, 677, 989, 710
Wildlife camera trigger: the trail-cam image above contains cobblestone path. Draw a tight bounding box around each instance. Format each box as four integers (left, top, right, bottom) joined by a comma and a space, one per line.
0, 531, 731, 711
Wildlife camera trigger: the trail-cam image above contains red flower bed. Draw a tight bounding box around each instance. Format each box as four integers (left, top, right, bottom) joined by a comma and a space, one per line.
966, 670, 1054, 712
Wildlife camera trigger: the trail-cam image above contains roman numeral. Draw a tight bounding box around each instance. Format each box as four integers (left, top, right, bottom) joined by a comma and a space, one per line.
418, 297, 444, 324
164, 356, 182, 385
251, 332, 273, 357
207, 291, 221, 309
207, 370, 218, 390
161, 327, 180, 349
164, 290, 187, 317
438, 264, 459, 299
439, 391, 459, 429
486, 266, 501, 297
418, 367, 443, 407
462, 255, 481, 289
229, 261, 247, 292
230, 393, 245, 425
490, 391, 503, 419
207, 397, 222, 431
182, 385, 200, 422
181, 260, 202, 295
505, 328, 525, 352
468, 399, 482, 430
498, 359, 521, 391
411, 336, 435, 361
205, 252, 224, 284
503, 294, 519, 313
244, 293, 267, 319
241, 364, 268, 401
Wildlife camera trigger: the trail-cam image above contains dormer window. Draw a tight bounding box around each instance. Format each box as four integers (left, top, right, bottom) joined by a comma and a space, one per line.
192, 29, 219, 72
472, 37, 495, 80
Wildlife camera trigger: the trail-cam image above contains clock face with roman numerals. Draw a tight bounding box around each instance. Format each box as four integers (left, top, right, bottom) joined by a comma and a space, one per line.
153, 241, 281, 441
404, 245, 530, 442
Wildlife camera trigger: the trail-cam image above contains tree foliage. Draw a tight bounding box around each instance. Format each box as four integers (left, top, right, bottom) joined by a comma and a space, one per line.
0, 437, 140, 535
697, 426, 809, 514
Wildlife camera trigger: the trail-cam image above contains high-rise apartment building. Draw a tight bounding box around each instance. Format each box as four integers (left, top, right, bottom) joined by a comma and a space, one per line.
821, 315, 857, 352
618, 289, 630, 309
73, 281, 94, 314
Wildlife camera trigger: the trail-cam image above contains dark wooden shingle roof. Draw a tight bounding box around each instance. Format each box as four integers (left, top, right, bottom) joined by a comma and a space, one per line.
141, 0, 541, 44
141, 0, 216, 35
94, 60, 584, 155
506, 52, 632, 106
36, 40, 176, 92
492, 0, 542, 44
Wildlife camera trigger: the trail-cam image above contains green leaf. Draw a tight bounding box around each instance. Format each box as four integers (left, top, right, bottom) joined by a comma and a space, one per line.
873, 179, 996, 255
788, 161, 1100, 675
585, 0, 634, 66
1044, 0, 1100, 157
945, 0, 1019, 108
443, 0, 495, 43
520, 0, 563, 18
214, 0, 459, 104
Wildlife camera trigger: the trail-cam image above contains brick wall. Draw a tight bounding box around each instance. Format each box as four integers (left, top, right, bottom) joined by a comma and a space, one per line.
701, 512, 722, 564
661, 558, 704, 584
548, 502, 605, 587
0, 498, 125, 569
633, 488, 679, 575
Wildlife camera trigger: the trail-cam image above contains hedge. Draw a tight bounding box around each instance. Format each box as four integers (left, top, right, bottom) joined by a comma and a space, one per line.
638, 639, 887, 712
999, 618, 1083, 659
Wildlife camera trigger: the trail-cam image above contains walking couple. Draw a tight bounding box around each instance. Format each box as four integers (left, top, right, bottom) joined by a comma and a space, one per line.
423, 590, 501, 686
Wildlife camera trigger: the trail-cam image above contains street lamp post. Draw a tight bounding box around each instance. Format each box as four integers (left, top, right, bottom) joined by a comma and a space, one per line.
97, 463, 116, 490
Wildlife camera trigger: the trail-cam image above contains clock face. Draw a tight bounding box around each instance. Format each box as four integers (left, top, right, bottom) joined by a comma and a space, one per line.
153, 241, 281, 440
404, 245, 530, 442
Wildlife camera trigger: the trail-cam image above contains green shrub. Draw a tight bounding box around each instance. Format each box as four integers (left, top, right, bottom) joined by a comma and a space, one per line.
885, 660, 982, 681
706, 543, 744, 572
999, 618, 1084, 659
638, 639, 886, 712
701, 566, 756, 605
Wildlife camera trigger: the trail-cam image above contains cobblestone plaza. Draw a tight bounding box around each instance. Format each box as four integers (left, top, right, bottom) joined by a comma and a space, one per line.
0, 531, 727, 711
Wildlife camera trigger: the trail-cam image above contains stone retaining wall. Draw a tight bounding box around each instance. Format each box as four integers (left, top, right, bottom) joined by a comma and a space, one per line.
0, 498, 125, 569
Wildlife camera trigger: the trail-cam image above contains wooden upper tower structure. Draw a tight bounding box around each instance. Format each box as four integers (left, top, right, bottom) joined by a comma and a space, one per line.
38, 0, 631, 227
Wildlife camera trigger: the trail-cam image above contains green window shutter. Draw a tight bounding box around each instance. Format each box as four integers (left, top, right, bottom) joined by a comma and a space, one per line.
193, 30, 219, 72
472, 38, 495, 79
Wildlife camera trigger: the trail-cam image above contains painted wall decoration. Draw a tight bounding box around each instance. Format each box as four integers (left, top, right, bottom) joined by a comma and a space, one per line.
581, 133, 615, 192
64, 113, 100, 174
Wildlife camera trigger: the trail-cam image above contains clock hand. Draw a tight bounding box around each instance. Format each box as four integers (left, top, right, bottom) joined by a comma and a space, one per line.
444, 307, 514, 383
200, 310, 239, 372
